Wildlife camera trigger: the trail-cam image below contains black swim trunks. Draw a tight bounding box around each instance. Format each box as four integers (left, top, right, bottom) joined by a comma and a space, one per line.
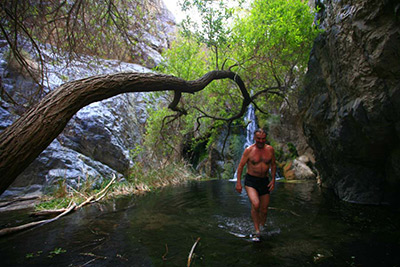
244, 173, 270, 196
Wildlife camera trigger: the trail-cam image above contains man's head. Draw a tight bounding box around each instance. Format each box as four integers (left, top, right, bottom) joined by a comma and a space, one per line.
254, 128, 267, 148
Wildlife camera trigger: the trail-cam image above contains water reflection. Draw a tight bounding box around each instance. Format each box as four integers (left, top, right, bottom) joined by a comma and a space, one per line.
1, 180, 399, 266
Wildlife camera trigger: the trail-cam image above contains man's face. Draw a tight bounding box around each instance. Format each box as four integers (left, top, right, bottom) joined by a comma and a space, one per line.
254, 132, 267, 148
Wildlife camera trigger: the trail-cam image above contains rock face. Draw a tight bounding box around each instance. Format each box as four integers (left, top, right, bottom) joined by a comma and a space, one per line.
0, 56, 150, 198
0, 0, 176, 198
299, 0, 400, 204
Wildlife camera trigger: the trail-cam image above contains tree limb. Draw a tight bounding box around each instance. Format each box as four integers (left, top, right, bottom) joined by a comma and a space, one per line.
0, 70, 250, 195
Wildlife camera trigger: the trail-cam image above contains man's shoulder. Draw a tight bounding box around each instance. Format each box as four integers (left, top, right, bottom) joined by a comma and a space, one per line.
247, 144, 257, 150
265, 144, 275, 151
244, 144, 256, 153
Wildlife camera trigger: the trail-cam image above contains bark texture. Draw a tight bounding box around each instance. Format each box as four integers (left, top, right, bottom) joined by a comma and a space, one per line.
0, 70, 248, 195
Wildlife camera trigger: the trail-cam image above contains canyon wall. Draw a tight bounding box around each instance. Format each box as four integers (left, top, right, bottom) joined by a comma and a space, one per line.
299, 0, 400, 204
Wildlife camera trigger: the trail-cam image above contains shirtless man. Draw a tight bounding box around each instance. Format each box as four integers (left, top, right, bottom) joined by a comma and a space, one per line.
236, 128, 276, 241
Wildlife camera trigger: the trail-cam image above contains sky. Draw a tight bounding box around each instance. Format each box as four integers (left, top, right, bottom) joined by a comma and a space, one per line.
163, 0, 186, 23
163, 0, 247, 25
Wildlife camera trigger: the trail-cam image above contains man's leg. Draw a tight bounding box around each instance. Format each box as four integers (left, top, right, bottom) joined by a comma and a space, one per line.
245, 186, 261, 233
258, 194, 270, 228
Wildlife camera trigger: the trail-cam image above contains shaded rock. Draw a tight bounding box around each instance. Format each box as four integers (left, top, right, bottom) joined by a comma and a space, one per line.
299, 0, 400, 204
269, 93, 315, 163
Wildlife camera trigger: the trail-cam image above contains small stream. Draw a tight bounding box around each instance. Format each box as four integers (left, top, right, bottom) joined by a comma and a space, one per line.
1, 180, 399, 266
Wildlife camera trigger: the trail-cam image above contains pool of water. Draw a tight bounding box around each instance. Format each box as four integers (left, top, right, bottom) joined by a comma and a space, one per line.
1, 180, 399, 266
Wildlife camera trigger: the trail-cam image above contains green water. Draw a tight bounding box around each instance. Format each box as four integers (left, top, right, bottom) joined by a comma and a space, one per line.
1, 180, 399, 266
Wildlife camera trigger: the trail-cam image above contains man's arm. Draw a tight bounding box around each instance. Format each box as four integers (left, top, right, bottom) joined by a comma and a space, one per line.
236, 148, 250, 193
268, 146, 276, 191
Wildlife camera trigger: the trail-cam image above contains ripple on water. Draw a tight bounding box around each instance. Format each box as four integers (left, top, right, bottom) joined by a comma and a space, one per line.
1, 180, 400, 266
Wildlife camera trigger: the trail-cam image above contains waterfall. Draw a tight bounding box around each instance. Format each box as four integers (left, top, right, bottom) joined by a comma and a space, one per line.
243, 104, 258, 149
230, 104, 258, 181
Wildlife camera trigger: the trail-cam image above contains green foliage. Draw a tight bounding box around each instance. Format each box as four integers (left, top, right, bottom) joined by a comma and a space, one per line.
287, 142, 299, 159
229, 133, 244, 160
142, 106, 179, 159
231, 0, 321, 113
25, 251, 43, 258
36, 162, 202, 211
179, 0, 246, 70
35, 197, 70, 210
124, 160, 203, 191
148, 35, 243, 159
155, 36, 208, 79
233, 0, 318, 73
180, 1, 235, 51
48, 248, 67, 258
147, 0, 319, 162
222, 161, 234, 180
36, 175, 106, 210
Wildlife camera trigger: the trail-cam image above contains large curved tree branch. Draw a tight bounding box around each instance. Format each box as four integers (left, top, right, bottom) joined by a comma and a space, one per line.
0, 70, 250, 195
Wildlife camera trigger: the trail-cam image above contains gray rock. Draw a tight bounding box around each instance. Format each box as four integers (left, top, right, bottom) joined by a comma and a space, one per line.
0, 0, 177, 199
292, 158, 316, 180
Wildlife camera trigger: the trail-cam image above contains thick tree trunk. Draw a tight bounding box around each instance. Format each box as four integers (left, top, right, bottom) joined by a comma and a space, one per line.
0, 70, 249, 195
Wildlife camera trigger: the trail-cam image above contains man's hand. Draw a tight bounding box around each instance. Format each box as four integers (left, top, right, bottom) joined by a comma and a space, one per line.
236, 182, 242, 194
268, 180, 275, 192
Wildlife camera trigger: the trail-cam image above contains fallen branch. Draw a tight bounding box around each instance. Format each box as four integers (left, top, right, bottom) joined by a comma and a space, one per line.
187, 237, 201, 267
31, 208, 68, 217
0, 175, 117, 237
162, 244, 168, 261
0, 196, 40, 208
0, 203, 76, 237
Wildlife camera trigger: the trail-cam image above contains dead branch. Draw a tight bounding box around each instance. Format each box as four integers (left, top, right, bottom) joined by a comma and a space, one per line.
0, 203, 76, 237
0, 196, 39, 208
30, 208, 68, 217
162, 244, 168, 261
187, 237, 201, 267
1, 175, 116, 236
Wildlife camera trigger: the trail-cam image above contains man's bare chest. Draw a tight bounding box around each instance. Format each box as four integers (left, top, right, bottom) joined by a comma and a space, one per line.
248, 149, 272, 165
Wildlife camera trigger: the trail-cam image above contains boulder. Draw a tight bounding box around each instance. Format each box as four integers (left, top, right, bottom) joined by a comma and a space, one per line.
283, 156, 316, 180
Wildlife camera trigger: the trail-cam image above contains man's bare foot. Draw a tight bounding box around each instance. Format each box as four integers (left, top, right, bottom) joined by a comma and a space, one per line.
251, 232, 261, 242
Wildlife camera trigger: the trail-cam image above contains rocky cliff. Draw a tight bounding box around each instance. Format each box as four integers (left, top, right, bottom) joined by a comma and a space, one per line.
299, 0, 400, 204
0, 0, 176, 198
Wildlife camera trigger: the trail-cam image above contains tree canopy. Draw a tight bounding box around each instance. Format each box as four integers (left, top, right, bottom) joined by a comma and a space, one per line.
145, 0, 319, 160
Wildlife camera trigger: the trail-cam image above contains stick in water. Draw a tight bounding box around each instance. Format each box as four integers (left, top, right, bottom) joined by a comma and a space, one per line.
187, 237, 201, 267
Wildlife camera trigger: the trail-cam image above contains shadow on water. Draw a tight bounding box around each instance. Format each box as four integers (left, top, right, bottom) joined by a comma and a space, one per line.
1, 180, 400, 266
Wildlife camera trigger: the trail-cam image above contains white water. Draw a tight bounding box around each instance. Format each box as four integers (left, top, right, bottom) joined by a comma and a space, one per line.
243, 104, 258, 148
230, 104, 258, 181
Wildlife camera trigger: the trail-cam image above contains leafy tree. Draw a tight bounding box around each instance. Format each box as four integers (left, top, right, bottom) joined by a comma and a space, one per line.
146, 33, 245, 161
231, 0, 320, 116
145, 0, 319, 162
180, 0, 242, 69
